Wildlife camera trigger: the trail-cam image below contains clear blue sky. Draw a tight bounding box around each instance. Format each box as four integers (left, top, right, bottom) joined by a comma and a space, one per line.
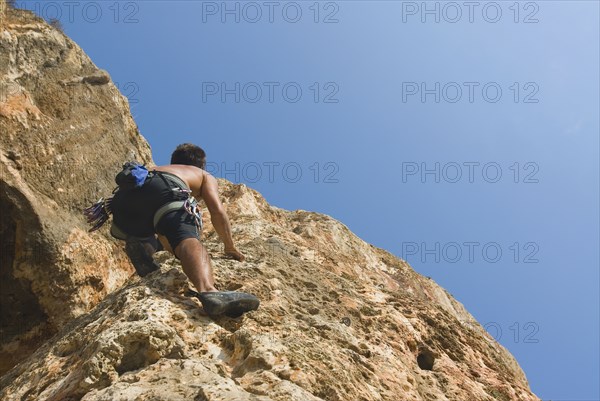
19, 1, 599, 399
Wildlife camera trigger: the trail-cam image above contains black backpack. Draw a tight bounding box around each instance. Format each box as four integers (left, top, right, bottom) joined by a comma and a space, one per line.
115, 162, 149, 190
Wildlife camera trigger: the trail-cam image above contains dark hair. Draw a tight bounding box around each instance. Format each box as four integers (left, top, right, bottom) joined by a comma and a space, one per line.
170, 143, 206, 169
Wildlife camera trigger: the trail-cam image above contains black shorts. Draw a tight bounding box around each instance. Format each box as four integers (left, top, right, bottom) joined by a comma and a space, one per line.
155, 208, 201, 251
111, 172, 201, 250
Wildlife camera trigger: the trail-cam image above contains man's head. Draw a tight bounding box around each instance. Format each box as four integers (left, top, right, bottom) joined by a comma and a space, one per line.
171, 143, 206, 169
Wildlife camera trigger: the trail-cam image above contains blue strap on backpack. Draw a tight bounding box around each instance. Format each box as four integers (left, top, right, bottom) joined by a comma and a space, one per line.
115, 161, 149, 189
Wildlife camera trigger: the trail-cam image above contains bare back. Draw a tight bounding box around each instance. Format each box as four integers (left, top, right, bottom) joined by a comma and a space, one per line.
153, 164, 205, 198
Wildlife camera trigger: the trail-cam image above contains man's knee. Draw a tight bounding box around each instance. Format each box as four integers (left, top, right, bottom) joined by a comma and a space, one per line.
125, 237, 160, 277
174, 237, 206, 259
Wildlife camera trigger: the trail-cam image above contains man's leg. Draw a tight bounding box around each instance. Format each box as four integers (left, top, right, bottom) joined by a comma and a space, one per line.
125, 236, 160, 277
169, 233, 259, 317
174, 238, 218, 293
157, 234, 173, 254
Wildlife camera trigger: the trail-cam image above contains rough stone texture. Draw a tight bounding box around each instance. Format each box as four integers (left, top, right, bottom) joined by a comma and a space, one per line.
1, 179, 541, 401
0, 3, 152, 375
0, 3, 541, 400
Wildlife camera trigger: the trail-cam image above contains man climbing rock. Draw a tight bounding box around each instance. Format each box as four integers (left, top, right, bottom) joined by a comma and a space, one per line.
84, 143, 259, 318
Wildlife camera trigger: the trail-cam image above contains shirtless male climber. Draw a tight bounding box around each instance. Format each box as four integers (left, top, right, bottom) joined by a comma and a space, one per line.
84, 143, 259, 318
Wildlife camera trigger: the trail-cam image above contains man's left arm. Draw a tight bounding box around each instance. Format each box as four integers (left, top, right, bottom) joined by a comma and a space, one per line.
201, 174, 245, 261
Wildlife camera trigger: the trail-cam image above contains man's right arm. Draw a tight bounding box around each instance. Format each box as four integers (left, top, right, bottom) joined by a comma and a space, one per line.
200, 173, 245, 261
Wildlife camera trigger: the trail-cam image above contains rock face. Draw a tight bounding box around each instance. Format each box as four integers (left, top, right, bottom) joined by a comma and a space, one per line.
1, 179, 541, 401
0, 3, 152, 374
0, 3, 541, 401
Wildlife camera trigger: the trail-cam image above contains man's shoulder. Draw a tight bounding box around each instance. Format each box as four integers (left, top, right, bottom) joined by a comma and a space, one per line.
155, 163, 202, 171
155, 164, 204, 177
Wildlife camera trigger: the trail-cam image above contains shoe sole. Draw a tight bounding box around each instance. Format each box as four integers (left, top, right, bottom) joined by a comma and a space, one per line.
194, 291, 260, 317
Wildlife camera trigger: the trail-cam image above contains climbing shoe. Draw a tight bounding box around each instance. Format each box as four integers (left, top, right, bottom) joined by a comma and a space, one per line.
192, 290, 260, 318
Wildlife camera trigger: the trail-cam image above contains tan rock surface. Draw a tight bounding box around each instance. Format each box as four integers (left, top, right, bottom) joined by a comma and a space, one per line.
1, 179, 540, 400
1, 3, 541, 400
0, 3, 152, 374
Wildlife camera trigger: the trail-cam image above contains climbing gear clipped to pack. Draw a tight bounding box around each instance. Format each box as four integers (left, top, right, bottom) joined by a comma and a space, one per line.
184, 196, 203, 229
84, 160, 147, 233
84, 196, 114, 232
115, 161, 149, 190
84, 161, 146, 232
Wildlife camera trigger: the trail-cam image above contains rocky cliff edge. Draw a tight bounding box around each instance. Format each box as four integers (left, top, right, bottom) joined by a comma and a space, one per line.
0, 4, 540, 401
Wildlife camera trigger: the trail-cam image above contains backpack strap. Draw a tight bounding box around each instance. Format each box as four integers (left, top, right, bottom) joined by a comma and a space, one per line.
152, 197, 203, 230
110, 220, 129, 240
153, 201, 186, 228
151, 171, 203, 230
